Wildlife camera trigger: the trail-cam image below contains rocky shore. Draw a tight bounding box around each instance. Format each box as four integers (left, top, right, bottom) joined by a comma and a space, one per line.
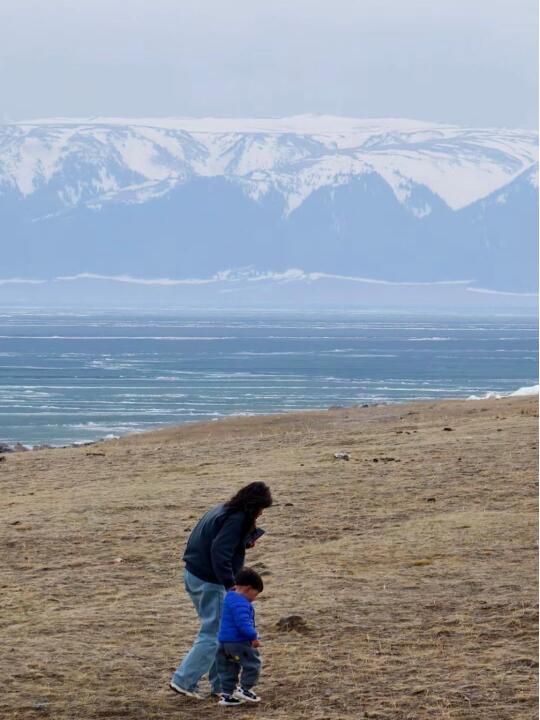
0, 439, 101, 454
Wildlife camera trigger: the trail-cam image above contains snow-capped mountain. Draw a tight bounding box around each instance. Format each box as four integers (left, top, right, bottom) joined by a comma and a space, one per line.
0, 116, 537, 296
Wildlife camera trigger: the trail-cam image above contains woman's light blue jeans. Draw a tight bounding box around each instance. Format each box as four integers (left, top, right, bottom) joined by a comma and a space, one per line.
171, 569, 226, 693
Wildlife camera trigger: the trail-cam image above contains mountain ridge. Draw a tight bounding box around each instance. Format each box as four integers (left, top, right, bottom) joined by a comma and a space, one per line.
2, 116, 537, 210
0, 117, 537, 298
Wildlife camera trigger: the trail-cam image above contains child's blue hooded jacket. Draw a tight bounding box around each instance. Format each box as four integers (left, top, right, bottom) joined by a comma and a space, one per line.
218, 590, 258, 643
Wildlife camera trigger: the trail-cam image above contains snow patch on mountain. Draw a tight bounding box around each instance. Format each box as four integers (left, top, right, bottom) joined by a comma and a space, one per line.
1, 116, 536, 216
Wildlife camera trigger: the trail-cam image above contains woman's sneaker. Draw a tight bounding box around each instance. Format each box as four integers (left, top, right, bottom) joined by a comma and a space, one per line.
218, 695, 245, 707
234, 687, 261, 703
169, 680, 204, 700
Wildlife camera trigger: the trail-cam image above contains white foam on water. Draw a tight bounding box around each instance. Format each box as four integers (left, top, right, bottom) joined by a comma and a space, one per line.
0, 335, 238, 340
342, 354, 398, 358
408, 337, 452, 341
233, 351, 312, 356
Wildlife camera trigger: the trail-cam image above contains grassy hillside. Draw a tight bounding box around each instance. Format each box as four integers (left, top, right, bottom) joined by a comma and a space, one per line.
1, 397, 538, 719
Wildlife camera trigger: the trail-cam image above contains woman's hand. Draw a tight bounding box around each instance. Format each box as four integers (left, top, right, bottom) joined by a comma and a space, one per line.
245, 527, 265, 549
251, 639, 260, 648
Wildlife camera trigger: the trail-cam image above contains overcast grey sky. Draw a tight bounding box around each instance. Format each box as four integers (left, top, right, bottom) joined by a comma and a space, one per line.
0, 0, 537, 127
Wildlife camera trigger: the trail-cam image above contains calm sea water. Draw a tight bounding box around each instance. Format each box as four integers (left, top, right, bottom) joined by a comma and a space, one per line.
0, 310, 537, 446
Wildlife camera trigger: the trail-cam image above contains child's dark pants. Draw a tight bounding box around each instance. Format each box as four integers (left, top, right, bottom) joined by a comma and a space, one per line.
216, 641, 261, 694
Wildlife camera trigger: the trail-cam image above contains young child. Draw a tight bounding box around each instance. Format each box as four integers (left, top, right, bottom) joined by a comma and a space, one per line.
216, 567, 263, 707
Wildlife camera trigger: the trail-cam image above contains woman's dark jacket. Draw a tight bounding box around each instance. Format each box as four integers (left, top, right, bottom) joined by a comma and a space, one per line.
183, 504, 253, 588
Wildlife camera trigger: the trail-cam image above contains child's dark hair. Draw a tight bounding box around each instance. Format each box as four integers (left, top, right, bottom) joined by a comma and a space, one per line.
236, 567, 264, 593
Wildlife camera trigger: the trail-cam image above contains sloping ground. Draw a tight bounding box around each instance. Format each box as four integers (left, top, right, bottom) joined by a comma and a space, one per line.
1, 397, 538, 720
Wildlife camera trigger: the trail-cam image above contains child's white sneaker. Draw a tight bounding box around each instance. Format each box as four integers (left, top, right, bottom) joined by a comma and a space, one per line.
233, 687, 261, 703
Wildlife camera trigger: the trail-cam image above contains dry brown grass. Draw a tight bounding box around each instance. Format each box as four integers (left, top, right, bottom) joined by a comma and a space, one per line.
1, 397, 538, 719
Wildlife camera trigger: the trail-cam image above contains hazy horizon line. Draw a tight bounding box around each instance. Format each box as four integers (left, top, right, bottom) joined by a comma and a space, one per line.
6, 113, 539, 133
0, 271, 537, 297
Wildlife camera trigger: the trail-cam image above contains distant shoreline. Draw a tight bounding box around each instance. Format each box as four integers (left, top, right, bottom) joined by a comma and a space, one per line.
3, 385, 537, 453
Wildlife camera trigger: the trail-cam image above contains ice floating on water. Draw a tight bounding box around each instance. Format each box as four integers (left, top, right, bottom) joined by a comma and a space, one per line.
510, 384, 539, 397
466, 392, 502, 400
467, 384, 538, 400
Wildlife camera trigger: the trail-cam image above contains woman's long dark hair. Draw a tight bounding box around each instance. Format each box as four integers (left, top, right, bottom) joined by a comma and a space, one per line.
224, 482, 273, 527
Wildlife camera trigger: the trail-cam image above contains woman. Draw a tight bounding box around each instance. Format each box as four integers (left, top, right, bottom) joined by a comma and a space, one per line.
170, 481, 273, 699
